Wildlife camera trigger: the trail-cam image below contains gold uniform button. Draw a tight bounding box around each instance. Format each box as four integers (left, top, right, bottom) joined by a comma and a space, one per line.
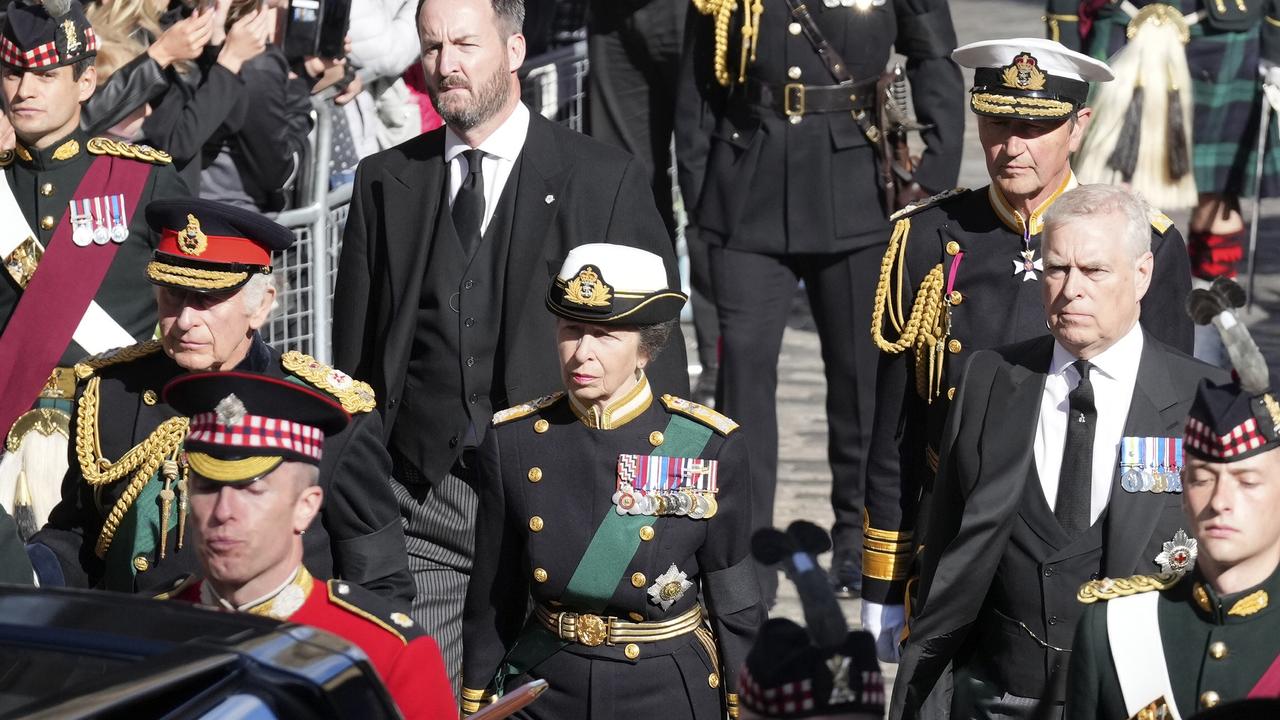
1209, 641, 1228, 660
628, 612, 645, 622
948, 339, 962, 354
39, 182, 53, 196
708, 673, 721, 689
624, 643, 640, 660
949, 290, 963, 305
533, 567, 548, 583
639, 526, 655, 541
529, 516, 544, 532
788, 21, 802, 34
39, 215, 54, 230
142, 390, 158, 406
133, 556, 150, 572
947, 387, 956, 401
945, 240, 961, 256
527, 467, 543, 483
787, 66, 802, 80
1200, 691, 1220, 709
631, 572, 646, 588
649, 431, 664, 447
534, 419, 549, 433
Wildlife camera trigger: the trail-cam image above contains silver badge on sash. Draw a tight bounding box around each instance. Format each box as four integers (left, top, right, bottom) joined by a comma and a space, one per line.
1154, 529, 1197, 574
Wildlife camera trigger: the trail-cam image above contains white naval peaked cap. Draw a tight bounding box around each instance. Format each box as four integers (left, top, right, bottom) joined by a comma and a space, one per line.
554, 243, 668, 291
953, 37, 1114, 82
547, 243, 687, 325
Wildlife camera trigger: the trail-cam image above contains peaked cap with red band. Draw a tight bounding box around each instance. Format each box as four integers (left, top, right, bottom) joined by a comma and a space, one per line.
1, 0, 98, 71
145, 198, 294, 293
164, 372, 349, 482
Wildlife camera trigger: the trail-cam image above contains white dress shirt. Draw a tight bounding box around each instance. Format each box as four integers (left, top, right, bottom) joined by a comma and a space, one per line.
443, 101, 530, 234
1033, 322, 1144, 525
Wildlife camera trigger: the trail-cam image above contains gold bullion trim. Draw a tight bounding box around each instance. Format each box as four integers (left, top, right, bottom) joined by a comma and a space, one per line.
864, 547, 911, 581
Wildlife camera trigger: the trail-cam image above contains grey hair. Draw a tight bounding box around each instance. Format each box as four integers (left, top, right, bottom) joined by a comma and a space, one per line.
240, 272, 277, 315
1042, 184, 1152, 259
637, 320, 677, 363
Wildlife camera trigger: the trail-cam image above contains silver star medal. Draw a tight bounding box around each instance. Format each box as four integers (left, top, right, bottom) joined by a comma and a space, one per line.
647, 564, 693, 610
216, 393, 247, 426
1013, 249, 1043, 282
1154, 529, 1197, 574
827, 655, 857, 703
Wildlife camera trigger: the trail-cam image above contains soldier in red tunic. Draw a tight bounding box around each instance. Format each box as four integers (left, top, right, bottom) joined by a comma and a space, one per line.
158, 371, 456, 719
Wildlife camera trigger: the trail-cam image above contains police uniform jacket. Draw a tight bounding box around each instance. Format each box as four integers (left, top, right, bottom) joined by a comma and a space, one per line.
169, 567, 456, 720
688, 0, 964, 253
462, 377, 765, 718
30, 335, 413, 601
1067, 566, 1280, 719
0, 129, 189, 365
889, 334, 1225, 719
863, 181, 1195, 603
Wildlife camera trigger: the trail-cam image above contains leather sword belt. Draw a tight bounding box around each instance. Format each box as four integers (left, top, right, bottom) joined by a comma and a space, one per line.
534, 603, 703, 648
744, 76, 877, 117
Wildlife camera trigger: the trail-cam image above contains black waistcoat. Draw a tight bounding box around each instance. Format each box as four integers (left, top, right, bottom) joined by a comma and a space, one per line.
391, 155, 522, 480
966, 464, 1106, 702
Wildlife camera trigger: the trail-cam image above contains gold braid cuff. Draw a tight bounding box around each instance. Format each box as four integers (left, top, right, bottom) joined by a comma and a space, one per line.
870, 218, 950, 401
76, 376, 189, 558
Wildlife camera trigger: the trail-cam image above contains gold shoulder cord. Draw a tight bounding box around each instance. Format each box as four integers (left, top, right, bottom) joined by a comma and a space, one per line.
870, 218, 949, 401
692, 0, 762, 87
75, 376, 189, 557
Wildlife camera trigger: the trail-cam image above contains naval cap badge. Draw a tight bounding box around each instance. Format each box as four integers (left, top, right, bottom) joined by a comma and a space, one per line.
563, 265, 613, 308
1001, 52, 1047, 91
1154, 529, 1197, 574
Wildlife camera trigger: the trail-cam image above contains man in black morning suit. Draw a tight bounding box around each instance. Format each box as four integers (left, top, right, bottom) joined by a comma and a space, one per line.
889, 185, 1227, 720
331, 0, 689, 694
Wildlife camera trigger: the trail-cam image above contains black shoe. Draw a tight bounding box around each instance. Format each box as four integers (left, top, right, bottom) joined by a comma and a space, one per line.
830, 559, 862, 599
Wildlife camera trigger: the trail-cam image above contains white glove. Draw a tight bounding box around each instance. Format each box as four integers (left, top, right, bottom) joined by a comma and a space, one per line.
861, 600, 906, 663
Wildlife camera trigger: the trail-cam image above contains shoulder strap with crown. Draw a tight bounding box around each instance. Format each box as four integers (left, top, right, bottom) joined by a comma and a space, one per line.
86, 137, 173, 166
492, 392, 566, 426
890, 187, 970, 222
281, 351, 376, 414
660, 393, 739, 436
325, 579, 423, 645
1149, 209, 1174, 235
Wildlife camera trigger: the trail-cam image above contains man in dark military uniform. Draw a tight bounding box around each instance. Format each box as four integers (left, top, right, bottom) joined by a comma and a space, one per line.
684, 0, 966, 603
1068, 297, 1280, 720
27, 199, 412, 602
159, 371, 456, 720
462, 244, 763, 719
0, 0, 189, 534
863, 38, 1196, 651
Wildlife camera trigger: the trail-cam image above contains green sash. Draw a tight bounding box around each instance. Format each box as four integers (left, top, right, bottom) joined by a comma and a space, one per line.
495, 413, 713, 691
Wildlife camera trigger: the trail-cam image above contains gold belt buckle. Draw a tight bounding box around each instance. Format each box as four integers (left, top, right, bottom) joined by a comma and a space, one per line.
576, 613, 609, 647
783, 83, 805, 117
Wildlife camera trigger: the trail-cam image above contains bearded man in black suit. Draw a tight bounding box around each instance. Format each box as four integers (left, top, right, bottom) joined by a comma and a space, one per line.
890, 185, 1227, 720
331, 0, 688, 694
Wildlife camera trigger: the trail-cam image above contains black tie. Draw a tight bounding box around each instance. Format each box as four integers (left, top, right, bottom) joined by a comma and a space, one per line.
1056, 359, 1096, 537
452, 148, 485, 256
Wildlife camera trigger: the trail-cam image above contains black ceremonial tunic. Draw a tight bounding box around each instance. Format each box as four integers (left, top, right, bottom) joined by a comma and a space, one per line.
463, 379, 764, 718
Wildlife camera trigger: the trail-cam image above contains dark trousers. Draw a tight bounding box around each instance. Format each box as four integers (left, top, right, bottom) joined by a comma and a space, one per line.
709, 244, 880, 599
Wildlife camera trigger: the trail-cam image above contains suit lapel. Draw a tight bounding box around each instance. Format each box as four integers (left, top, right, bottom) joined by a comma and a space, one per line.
1103, 333, 1185, 575
385, 133, 446, 307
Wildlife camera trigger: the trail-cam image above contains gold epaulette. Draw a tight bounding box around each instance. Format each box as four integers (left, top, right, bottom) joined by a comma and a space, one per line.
1078, 572, 1183, 604
86, 137, 173, 165
281, 351, 376, 414
0, 149, 14, 168
889, 187, 969, 222
660, 394, 739, 436
74, 340, 163, 380
326, 580, 415, 645
154, 573, 199, 600
1149, 209, 1174, 234
492, 391, 566, 426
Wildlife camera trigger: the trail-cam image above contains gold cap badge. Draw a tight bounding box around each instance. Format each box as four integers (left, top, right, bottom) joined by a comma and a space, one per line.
563, 265, 613, 308
180, 214, 208, 256
1002, 52, 1046, 91
62, 20, 81, 54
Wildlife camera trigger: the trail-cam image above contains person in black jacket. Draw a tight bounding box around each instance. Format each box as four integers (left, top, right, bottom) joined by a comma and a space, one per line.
28, 199, 412, 602
682, 0, 965, 604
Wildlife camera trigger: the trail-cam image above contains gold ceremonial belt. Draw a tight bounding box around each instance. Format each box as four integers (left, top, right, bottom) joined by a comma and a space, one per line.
534, 604, 702, 648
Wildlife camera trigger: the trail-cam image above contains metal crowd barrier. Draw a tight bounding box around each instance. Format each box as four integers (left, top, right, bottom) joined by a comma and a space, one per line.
263, 43, 590, 364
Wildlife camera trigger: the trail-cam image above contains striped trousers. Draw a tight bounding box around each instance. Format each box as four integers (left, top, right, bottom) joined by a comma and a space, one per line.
390, 461, 478, 700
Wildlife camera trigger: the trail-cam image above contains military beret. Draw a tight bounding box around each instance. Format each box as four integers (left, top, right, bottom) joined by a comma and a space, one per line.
953, 37, 1113, 121
1184, 377, 1280, 463
545, 243, 687, 326
739, 620, 884, 718
145, 198, 294, 293
164, 371, 349, 482
1, 0, 98, 71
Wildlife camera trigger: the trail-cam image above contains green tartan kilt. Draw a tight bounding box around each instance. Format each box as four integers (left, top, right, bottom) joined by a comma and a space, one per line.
1088, 7, 1280, 198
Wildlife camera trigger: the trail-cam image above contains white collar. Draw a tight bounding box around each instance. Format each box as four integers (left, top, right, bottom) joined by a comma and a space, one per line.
1049, 320, 1144, 382
443, 101, 530, 164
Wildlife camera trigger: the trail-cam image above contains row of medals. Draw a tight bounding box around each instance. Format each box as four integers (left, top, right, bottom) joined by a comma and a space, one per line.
1120, 465, 1183, 493
612, 482, 719, 519
69, 199, 129, 247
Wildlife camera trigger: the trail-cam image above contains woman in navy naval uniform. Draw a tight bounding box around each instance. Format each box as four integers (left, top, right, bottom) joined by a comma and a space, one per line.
461, 244, 765, 719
